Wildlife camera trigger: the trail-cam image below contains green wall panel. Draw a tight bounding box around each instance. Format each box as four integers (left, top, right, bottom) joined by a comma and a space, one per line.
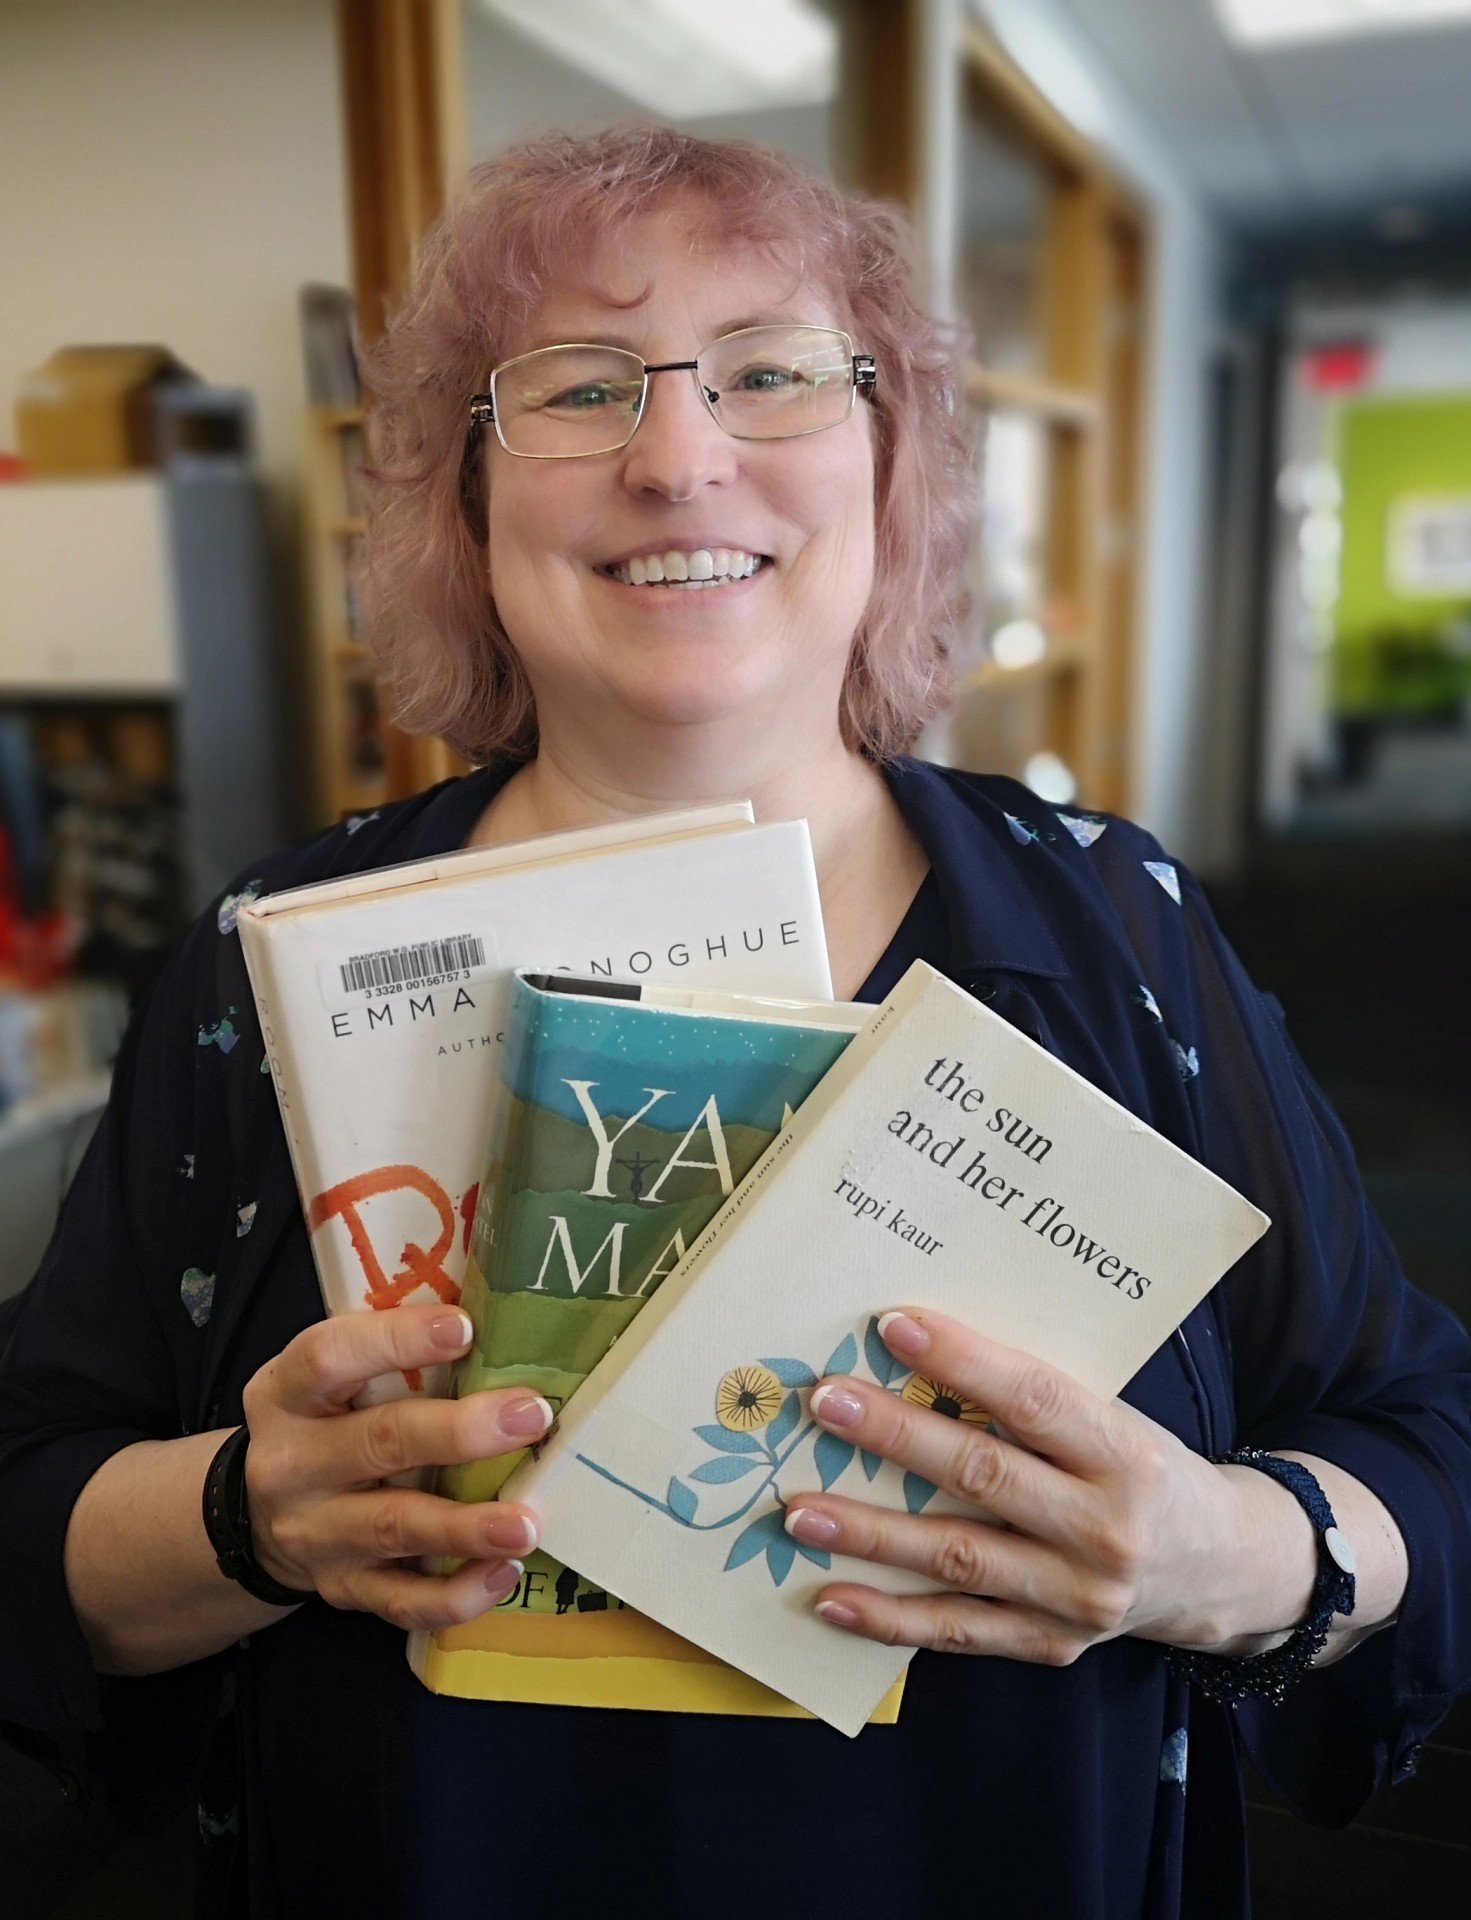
1335, 394, 1471, 715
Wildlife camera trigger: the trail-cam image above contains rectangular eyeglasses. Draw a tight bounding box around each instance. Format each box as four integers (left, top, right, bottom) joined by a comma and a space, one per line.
468, 323, 877, 459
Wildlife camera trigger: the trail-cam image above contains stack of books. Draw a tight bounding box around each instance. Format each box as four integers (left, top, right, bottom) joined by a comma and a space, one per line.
243, 806, 1268, 1736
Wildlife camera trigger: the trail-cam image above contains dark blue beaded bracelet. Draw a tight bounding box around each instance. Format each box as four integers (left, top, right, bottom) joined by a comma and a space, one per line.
1165, 1448, 1357, 1706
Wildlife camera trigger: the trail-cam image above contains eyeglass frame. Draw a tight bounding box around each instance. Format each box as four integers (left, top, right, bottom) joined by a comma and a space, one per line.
466, 325, 878, 460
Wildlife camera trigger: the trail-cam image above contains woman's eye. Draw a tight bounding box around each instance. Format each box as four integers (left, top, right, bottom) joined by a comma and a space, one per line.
545, 383, 616, 411
731, 364, 800, 393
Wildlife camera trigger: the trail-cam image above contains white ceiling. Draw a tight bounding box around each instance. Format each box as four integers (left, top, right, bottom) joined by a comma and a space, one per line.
1055, 0, 1471, 233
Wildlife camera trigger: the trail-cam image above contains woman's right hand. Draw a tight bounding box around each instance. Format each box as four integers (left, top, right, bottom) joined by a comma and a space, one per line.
240, 1303, 548, 1632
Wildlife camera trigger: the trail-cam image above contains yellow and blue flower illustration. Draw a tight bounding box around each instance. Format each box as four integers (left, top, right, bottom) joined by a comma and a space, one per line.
715, 1365, 784, 1432
575, 1315, 976, 1585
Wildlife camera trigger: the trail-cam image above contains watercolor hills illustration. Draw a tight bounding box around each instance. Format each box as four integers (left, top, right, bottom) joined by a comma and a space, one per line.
442, 984, 857, 1528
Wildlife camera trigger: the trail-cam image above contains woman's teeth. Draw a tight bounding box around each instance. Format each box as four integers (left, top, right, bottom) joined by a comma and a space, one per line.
609, 549, 764, 587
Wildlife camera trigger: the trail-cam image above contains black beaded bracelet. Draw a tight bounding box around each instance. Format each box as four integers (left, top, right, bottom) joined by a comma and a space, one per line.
202, 1425, 314, 1609
1165, 1448, 1357, 1706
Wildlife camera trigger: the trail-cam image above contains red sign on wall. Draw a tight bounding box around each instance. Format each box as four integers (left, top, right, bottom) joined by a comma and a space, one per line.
1300, 343, 1378, 393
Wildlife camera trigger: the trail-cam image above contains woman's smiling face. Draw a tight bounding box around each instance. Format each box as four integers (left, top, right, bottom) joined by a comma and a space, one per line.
483, 210, 877, 750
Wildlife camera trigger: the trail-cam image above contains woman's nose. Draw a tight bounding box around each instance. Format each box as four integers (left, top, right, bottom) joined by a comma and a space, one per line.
619, 366, 738, 500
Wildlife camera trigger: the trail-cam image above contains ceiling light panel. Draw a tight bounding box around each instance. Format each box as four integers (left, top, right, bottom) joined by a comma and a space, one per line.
481, 0, 839, 119
1217, 0, 1471, 46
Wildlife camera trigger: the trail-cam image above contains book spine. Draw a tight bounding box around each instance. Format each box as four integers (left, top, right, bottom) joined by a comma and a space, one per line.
441, 980, 552, 1499
507, 967, 930, 1499
408, 991, 538, 1683
239, 916, 356, 1323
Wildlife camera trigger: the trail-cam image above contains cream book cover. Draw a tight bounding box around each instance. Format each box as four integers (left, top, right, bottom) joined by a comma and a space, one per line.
506, 960, 1271, 1736
237, 806, 832, 1406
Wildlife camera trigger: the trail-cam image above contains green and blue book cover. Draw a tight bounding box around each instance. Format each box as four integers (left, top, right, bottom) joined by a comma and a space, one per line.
409, 971, 900, 1716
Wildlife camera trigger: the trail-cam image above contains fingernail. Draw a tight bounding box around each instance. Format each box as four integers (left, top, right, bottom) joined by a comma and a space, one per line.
877, 1310, 929, 1358
432, 1310, 474, 1351
499, 1394, 554, 1438
809, 1382, 863, 1427
785, 1506, 840, 1545
815, 1599, 859, 1629
485, 1512, 538, 1554
485, 1560, 523, 1602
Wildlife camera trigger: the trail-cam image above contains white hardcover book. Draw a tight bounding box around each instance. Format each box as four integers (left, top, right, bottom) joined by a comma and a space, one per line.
238, 804, 832, 1406
506, 960, 1270, 1736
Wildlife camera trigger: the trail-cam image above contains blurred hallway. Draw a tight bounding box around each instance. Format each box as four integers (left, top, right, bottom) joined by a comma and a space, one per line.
1209, 840, 1470, 1916
1211, 842, 1471, 1330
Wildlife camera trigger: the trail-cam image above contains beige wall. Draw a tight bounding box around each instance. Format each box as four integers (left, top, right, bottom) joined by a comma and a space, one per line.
0, 0, 350, 497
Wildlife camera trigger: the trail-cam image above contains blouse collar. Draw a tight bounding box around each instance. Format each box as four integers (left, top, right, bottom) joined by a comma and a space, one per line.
880, 758, 1072, 983
396, 752, 1073, 985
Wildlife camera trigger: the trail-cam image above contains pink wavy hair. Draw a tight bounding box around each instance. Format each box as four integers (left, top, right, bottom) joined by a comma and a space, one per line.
361, 124, 974, 764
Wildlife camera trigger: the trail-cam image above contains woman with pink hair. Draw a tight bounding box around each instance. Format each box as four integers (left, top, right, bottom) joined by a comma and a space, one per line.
2, 127, 1468, 1918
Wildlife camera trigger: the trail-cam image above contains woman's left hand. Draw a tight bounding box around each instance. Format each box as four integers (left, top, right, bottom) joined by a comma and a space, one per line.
784, 1308, 1312, 1665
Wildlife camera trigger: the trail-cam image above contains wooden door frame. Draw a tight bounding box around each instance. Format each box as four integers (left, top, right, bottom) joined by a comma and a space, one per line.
336, 0, 467, 799
952, 21, 1152, 815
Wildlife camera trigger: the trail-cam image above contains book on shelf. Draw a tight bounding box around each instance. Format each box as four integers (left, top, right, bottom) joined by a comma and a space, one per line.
505, 959, 1271, 1737
410, 969, 896, 1718
298, 282, 360, 409
237, 803, 832, 1408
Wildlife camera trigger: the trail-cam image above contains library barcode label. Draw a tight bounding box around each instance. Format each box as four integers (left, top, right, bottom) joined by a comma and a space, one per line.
339, 934, 487, 995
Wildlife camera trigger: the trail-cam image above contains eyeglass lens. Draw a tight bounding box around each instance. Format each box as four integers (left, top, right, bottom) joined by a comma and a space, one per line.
491, 325, 857, 457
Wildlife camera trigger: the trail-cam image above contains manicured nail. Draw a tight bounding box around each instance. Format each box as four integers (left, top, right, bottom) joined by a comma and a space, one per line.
785, 1506, 840, 1545
809, 1382, 863, 1427
499, 1394, 554, 1438
485, 1511, 538, 1554
485, 1560, 523, 1601
815, 1599, 859, 1629
431, 1310, 474, 1351
877, 1310, 929, 1358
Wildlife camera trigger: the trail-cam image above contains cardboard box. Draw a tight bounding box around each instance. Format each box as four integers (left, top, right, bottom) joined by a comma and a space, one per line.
15, 347, 196, 474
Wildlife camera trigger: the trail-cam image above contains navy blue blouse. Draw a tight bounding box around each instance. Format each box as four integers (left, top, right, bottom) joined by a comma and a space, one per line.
3, 759, 1469, 1920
